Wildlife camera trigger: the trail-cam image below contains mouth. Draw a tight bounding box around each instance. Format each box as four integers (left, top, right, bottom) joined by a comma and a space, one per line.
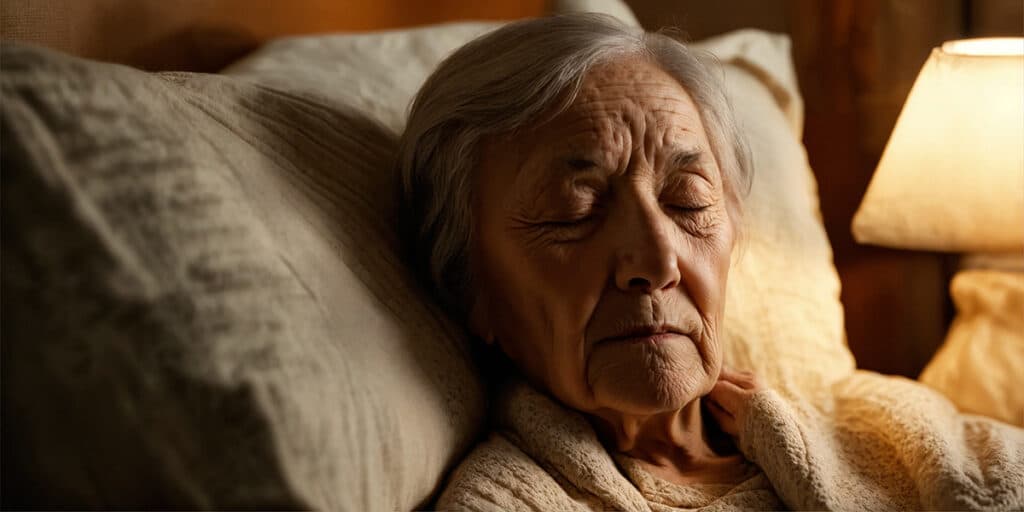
599, 325, 687, 345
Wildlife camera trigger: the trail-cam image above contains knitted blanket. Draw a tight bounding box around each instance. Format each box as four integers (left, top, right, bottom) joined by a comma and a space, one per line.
438, 372, 1024, 510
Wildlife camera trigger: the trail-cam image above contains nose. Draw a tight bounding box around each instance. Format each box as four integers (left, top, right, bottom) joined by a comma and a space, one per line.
613, 195, 682, 293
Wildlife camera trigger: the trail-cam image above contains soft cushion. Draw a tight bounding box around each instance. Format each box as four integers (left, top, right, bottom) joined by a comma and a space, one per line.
695, 31, 855, 393
919, 270, 1024, 426
1, 42, 484, 510
226, 25, 855, 396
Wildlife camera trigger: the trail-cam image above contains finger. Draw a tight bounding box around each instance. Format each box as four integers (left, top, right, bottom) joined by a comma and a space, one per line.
719, 367, 760, 390
738, 370, 760, 389
709, 379, 746, 413
718, 366, 745, 383
706, 398, 738, 436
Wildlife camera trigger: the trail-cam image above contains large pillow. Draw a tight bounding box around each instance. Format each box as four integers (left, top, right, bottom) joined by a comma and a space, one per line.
226, 26, 855, 397
698, 31, 856, 393
1, 42, 484, 510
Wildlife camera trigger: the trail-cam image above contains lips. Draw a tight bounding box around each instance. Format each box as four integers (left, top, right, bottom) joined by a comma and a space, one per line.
599, 325, 686, 345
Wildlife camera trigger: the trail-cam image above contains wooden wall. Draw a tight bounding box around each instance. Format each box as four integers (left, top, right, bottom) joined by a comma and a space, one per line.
627, 0, 1023, 376
0, 0, 545, 71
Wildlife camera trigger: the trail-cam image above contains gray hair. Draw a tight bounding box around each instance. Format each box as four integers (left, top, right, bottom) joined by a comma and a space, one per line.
397, 13, 752, 317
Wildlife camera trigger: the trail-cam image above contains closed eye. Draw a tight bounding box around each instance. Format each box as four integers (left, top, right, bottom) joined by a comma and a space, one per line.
664, 203, 710, 213
541, 215, 594, 227
533, 212, 601, 242
567, 158, 596, 170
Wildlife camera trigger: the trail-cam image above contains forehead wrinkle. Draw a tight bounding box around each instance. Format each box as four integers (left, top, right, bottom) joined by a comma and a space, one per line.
526, 60, 710, 183
553, 114, 628, 161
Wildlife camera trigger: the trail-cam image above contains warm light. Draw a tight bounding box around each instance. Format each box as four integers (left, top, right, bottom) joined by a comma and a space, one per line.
852, 38, 1024, 252
942, 37, 1024, 57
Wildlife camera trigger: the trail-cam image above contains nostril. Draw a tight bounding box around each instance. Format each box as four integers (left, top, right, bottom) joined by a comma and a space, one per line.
628, 277, 650, 289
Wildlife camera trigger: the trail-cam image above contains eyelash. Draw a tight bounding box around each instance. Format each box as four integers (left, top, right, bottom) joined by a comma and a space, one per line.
567, 158, 595, 170
539, 202, 708, 239
542, 215, 596, 231
665, 203, 710, 214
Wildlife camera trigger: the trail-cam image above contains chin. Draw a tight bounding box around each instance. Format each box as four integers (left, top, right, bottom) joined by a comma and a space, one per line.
586, 336, 715, 415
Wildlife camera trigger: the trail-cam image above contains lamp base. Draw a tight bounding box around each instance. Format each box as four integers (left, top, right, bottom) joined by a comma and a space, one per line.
918, 264, 1024, 426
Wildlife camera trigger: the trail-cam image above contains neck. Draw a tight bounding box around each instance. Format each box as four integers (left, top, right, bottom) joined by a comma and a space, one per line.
587, 398, 725, 472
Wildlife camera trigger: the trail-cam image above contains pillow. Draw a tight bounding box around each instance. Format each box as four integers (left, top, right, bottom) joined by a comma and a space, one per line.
694, 31, 855, 394
1, 42, 484, 510
226, 26, 855, 396
919, 270, 1024, 426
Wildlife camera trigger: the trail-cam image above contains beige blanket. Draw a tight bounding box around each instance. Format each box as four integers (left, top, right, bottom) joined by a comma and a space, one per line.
438, 372, 1024, 510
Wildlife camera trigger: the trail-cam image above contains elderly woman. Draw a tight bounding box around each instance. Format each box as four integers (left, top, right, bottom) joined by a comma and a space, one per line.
398, 13, 1024, 511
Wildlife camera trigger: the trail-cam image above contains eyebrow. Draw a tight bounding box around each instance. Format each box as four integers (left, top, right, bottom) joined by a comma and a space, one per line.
550, 147, 707, 180
667, 148, 704, 170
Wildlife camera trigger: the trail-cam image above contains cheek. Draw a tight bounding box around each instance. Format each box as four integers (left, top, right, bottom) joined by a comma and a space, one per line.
477, 230, 606, 389
689, 211, 735, 308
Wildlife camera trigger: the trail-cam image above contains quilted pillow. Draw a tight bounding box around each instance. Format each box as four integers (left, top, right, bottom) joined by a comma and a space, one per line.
1, 42, 483, 510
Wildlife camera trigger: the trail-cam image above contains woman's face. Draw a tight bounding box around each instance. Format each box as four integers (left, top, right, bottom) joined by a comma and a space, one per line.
470, 57, 735, 417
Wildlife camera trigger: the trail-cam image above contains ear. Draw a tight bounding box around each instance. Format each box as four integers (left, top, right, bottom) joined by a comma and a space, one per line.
467, 296, 497, 345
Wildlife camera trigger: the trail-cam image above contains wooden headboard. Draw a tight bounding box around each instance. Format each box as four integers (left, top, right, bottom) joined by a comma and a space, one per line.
0, 0, 545, 72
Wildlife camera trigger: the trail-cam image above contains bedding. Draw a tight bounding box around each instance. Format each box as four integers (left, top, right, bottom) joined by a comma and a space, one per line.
440, 373, 1024, 510
919, 269, 1024, 426
8, 0, 1016, 509
1, 42, 484, 510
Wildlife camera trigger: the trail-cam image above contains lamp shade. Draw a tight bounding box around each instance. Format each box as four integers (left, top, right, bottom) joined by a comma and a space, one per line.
852, 38, 1024, 252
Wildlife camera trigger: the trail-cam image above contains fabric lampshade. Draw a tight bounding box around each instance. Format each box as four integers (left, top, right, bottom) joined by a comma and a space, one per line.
852, 38, 1024, 252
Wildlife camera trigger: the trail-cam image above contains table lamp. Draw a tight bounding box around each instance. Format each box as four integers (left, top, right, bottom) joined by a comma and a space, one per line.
852, 37, 1024, 426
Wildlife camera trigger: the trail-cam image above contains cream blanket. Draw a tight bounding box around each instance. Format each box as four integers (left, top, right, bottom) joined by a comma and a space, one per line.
438, 372, 1024, 510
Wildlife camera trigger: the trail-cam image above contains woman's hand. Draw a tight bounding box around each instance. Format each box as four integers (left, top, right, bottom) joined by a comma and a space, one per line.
706, 367, 764, 438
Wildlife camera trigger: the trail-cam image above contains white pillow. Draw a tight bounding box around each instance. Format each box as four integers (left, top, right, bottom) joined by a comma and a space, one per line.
2, 40, 485, 510
698, 31, 856, 393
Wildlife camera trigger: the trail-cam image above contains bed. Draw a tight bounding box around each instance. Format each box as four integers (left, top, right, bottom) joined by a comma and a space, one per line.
2, 0, 1021, 509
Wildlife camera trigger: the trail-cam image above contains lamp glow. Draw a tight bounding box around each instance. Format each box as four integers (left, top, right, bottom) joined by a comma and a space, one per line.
942, 37, 1024, 57
852, 38, 1024, 252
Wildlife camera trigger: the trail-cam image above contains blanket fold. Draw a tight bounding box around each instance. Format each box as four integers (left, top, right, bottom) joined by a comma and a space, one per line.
740, 371, 1024, 510
438, 372, 1024, 511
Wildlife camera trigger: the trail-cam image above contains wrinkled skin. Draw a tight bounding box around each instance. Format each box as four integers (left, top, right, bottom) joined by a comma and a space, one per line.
469, 57, 759, 484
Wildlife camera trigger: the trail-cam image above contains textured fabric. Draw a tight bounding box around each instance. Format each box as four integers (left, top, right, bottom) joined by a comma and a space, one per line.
696, 33, 855, 396
740, 374, 1024, 510
439, 380, 785, 511
919, 270, 1024, 426
222, 22, 500, 134
1, 42, 485, 510
439, 374, 1024, 511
